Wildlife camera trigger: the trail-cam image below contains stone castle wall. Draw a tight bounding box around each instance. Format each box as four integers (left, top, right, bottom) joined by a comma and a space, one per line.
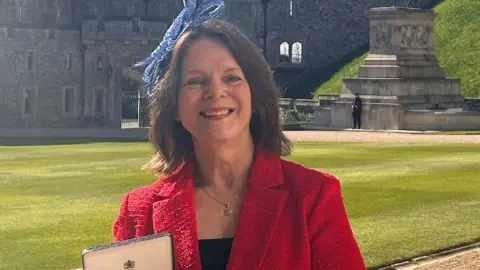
0, 28, 83, 128
0, 0, 433, 129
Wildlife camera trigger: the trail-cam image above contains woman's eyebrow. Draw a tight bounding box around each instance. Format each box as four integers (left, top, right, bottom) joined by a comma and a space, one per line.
184, 67, 241, 75
184, 69, 204, 76
223, 67, 242, 73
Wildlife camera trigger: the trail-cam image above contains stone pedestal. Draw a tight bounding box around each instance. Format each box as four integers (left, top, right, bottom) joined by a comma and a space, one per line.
331, 7, 466, 130
360, 7, 443, 79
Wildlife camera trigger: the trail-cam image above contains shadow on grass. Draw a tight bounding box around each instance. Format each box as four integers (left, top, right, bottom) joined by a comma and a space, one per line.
0, 137, 149, 146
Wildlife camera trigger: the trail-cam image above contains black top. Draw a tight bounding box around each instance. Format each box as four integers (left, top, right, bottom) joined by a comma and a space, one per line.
352, 97, 363, 112
199, 238, 234, 270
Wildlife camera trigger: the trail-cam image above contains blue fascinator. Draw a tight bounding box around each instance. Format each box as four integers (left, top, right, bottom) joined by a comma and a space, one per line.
135, 0, 225, 96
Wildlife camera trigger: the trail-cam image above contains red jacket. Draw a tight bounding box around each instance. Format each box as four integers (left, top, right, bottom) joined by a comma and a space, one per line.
112, 148, 366, 270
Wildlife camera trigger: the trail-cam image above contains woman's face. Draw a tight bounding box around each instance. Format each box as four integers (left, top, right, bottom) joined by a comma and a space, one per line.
177, 38, 252, 144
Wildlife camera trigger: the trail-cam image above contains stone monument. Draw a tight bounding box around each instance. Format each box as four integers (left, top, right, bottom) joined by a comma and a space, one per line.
322, 7, 480, 130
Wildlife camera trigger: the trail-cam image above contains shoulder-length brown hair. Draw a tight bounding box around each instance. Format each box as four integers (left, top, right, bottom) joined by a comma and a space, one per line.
143, 19, 292, 176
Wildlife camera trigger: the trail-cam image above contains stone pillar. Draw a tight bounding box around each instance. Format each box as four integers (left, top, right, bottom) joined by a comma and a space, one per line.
328, 7, 465, 130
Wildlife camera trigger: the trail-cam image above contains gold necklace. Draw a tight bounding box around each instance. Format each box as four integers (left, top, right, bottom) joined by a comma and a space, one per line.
200, 187, 240, 216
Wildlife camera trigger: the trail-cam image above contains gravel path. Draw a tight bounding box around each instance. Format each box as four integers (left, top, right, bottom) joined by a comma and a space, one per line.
284, 130, 480, 144
415, 250, 480, 270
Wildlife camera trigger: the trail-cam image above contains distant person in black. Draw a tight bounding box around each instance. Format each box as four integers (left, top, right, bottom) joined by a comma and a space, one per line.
352, 93, 362, 129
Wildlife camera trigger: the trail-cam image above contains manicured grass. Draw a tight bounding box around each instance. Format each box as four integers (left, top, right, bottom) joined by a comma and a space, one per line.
1, 141, 479, 269
314, 53, 368, 95
314, 0, 480, 97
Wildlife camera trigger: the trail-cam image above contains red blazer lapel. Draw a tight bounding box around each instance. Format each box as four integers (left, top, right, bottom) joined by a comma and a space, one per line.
150, 149, 289, 270
152, 158, 202, 270
227, 149, 289, 270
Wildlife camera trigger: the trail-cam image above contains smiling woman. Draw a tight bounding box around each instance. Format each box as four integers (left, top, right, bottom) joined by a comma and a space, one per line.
178, 38, 254, 148
111, 2, 366, 270
143, 20, 291, 176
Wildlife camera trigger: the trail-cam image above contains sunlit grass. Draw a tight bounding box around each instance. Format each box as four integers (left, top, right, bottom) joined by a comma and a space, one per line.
0, 140, 479, 269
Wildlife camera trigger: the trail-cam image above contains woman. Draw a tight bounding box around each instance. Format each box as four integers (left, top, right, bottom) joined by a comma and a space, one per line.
113, 2, 366, 270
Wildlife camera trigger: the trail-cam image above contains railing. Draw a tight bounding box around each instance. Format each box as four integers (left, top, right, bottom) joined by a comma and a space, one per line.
278, 98, 322, 124
464, 97, 480, 112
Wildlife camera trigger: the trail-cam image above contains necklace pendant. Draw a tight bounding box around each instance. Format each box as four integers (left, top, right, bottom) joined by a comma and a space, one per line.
224, 204, 233, 216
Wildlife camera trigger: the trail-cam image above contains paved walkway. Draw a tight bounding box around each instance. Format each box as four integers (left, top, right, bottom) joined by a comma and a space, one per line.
416, 250, 480, 270
393, 245, 480, 270
284, 130, 480, 144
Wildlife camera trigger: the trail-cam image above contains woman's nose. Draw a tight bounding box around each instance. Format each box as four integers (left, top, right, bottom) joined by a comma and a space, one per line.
204, 76, 226, 100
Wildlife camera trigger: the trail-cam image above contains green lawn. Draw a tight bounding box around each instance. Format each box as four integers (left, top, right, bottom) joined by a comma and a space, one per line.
314, 0, 480, 97
1, 140, 479, 269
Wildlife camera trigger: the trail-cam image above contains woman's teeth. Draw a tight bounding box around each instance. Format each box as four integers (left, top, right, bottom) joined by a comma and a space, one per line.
201, 109, 232, 116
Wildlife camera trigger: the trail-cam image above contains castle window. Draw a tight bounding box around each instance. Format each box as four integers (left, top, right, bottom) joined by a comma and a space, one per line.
132, 16, 140, 32
27, 52, 34, 72
66, 53, 72, 71
96, 21, 105, 32
6, 27, 14, 38
143, 0, 150, 17
19, 1, 24, 21
42, 0, 59, 25
64, 88, 75, 115
279, 42, 290, 63
292, 42, 302, 64
94, 88, 105, 114
46, 29, 56, 39
23, 88, 36, 116
8, 8, 18, 21
96, 53, 103, 71
127, 3, 135, 16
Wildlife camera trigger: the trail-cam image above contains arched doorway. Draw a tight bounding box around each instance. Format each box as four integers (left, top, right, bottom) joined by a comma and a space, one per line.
113, 52, 150, 129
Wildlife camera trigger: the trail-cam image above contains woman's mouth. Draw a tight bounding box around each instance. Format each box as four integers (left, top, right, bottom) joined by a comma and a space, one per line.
199, 108, 235, 118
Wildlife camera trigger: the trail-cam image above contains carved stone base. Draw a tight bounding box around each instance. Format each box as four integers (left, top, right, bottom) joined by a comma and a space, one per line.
369, 7, 436, 55
361, 7, 446, 80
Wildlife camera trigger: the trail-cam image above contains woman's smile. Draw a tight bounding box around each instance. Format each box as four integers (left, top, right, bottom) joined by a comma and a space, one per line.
199, 108, 235, 120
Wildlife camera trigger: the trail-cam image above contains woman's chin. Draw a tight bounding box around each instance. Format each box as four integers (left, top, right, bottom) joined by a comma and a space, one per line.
193, 129, 250, 146
198, 132, 238, 143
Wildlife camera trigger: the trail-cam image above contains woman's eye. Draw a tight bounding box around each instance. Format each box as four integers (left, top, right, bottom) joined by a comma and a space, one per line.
185, 78, 205, 86
225, 75, 242, 83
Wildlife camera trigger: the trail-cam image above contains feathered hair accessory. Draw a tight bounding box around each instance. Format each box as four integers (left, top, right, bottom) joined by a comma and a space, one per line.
134, 0, 225, 96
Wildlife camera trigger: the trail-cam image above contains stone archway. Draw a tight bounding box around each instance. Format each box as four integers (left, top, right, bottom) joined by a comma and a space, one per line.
112, 52, 149, 128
